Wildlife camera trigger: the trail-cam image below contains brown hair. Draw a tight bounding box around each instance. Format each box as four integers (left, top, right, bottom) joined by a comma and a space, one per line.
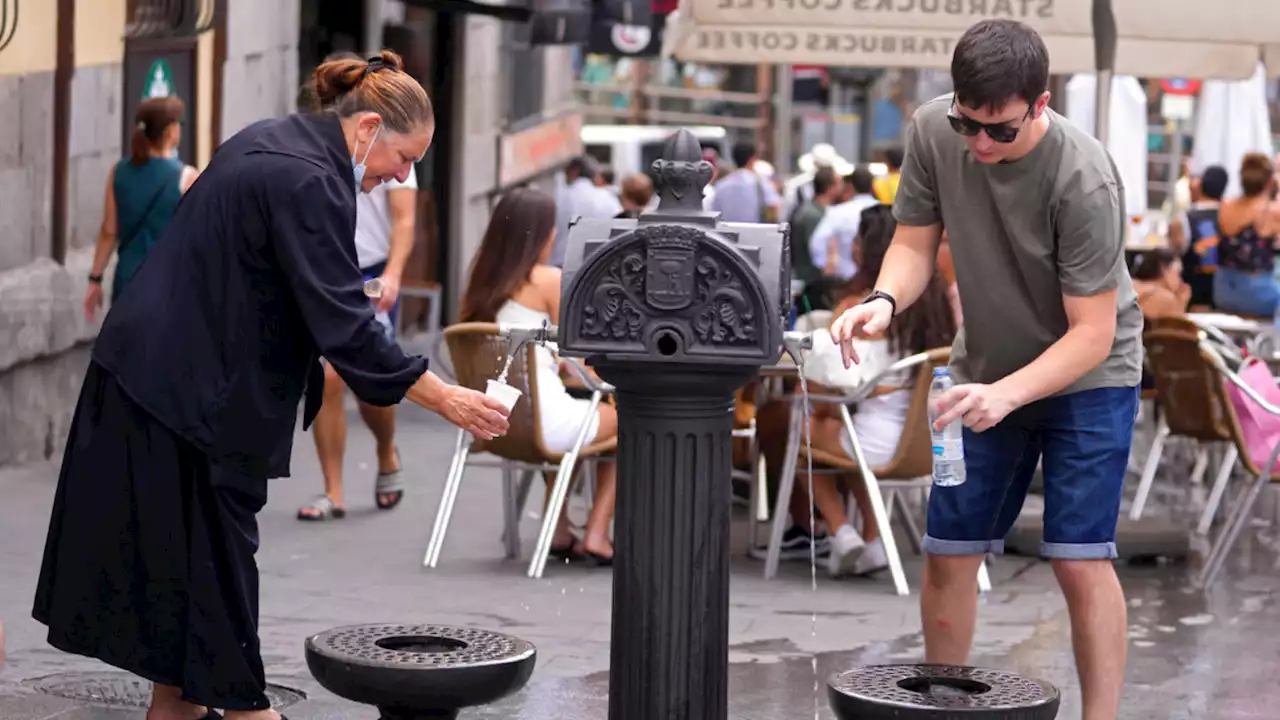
307, 50, 433, 135
1240, 153, 1275, 198
130, 96, 184, 166
1130, 247, 1178, 281
620, 173, 654, 208
459, 187, 559, 323
845, 204, 956, 355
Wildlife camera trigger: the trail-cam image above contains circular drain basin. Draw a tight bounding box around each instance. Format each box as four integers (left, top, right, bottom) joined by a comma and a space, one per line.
25, 671, 306, 710
828, 664, 1060, 719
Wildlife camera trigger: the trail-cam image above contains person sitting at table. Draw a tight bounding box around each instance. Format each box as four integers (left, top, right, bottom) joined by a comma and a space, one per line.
757, 205, 958, 577
1131, 248, 1191, 322
459, 186, 619, 565
1213, 153, 1280, 317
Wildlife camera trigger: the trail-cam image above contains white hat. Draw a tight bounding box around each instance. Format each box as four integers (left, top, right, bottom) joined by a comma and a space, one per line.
797, 143, 849, 175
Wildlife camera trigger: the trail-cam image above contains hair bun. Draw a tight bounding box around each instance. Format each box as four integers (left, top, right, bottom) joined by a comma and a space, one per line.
310, 50, 407, 107
368, 50, 405, 73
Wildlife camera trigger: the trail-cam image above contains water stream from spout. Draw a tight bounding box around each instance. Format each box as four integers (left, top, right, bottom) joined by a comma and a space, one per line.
783, 340, 820, 720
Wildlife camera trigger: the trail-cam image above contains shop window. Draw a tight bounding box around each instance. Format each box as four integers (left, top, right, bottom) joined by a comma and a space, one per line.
503, 19, 545, 129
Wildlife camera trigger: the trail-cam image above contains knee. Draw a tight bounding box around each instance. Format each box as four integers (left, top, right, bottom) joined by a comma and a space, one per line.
322, 363, 345, 399
924, 553, 983, 589
1050, 558, 1113, 592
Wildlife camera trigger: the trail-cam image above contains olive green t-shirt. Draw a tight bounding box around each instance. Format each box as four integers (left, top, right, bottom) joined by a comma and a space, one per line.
894, 95, 1143, 394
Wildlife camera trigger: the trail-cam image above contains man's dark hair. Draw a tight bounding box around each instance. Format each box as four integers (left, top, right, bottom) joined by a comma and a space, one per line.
951, 19, 1050, 111
1200, 165, 1229, 201
882, 147, 904, 170
813, 166, 839, 197
731, 142, 757, 169
848, 167, 875, 195
566, 155, 599, 182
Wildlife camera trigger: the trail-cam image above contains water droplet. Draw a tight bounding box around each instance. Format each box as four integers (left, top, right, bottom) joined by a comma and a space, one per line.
1178, 613, 1214, 626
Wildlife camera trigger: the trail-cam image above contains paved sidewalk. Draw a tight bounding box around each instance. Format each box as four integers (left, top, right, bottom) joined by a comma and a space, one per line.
1, 404, 1278, 719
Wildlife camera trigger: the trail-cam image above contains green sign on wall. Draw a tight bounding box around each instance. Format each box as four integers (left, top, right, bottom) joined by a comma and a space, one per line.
143, 58, 176, 100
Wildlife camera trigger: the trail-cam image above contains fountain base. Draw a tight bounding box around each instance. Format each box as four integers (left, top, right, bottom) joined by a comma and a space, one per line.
828, 664, 1060, 719
305, 624, 535, 719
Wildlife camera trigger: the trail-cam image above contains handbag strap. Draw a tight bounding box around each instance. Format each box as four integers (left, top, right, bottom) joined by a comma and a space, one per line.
118, 163, 181, 253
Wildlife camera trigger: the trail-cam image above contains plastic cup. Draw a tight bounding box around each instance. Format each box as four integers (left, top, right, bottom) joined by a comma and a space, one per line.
363, 277, 383, 298
485, 379, 523, 411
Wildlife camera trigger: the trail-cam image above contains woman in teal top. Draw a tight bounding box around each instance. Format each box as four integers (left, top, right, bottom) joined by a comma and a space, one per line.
84, 96, 199, 320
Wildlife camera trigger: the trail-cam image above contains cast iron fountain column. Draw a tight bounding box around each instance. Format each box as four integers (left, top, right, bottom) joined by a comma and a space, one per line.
557, 129, 792, 720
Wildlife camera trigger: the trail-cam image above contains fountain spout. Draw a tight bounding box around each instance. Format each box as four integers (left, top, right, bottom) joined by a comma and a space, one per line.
498, 321, 558, 349
782, 331, 814, 367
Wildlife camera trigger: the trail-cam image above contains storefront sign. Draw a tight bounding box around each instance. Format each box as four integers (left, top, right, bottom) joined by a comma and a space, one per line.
499, 112, 585, 188
668, 22, 1262, 79
123, 41, 197, 165
686, 0, 1280, 45
587, 12, 667, 56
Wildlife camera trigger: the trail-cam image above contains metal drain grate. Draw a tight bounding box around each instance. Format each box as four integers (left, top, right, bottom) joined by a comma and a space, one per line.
25, 672, 306, 710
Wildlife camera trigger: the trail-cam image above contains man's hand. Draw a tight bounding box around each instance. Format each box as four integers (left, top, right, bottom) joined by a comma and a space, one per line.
829, 298, 893, 367
376, 272, 401, 313
932, 383, 1020, 433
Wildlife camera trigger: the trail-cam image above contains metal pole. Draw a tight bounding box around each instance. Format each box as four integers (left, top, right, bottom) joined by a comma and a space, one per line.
1091, 0, 1117, 146
774, 64, 793, 175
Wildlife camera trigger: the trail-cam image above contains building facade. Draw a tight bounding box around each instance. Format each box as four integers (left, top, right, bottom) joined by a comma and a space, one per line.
0, 0, 582, 468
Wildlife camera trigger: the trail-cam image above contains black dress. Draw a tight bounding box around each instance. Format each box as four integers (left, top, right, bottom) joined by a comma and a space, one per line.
32, 112, 427, 711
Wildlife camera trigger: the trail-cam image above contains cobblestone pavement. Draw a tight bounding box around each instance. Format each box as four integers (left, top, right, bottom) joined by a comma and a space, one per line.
2, 404, 1278, 719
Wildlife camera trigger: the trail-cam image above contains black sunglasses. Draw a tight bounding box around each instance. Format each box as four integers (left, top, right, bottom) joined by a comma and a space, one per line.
946, 100, 1032, 144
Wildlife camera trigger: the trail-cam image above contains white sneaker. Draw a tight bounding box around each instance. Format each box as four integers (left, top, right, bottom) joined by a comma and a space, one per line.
852, 538, 889, 576
827, 525, 866, 577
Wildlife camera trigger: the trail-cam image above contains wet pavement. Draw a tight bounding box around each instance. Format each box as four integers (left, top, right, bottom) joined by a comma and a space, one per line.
1, 403, 1278, 719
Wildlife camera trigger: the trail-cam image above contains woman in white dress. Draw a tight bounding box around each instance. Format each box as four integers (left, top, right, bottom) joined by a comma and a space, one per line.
460, 187, 619, 564
760, 205, 957, 577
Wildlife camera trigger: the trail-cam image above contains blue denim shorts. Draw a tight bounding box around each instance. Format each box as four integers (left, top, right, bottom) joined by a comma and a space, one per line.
923, 385, 1139, 561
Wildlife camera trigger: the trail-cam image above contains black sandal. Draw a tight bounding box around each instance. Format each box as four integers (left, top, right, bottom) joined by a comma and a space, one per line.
549, 544, 583, 561
201, 711, 223, 720
375, 449, 404, 511
297, 495, 346, 521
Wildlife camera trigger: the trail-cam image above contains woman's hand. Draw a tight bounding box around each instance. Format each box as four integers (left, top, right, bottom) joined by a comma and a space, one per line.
84, 283, 104, 322
438, 383, 511, 440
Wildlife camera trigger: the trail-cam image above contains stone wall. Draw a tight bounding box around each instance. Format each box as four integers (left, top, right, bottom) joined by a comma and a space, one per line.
0, 66, 111, 467
220, 0, 300, 140
0, 0, 300, 469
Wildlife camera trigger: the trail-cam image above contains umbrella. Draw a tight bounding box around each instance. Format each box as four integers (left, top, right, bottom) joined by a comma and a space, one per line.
1191, 63, 1274, 198
1065, 73, 1148, 235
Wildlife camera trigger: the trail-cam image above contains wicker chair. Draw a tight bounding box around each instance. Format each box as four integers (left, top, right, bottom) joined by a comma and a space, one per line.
422, 323, 616, 579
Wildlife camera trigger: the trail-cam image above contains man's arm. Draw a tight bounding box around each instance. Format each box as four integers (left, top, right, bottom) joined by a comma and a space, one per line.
994, 183, 1123, 406
383, 186, 416, 282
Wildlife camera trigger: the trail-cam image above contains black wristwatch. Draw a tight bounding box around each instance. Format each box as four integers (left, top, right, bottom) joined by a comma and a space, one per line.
861, 290, 896, 317
88, 273, 103, 285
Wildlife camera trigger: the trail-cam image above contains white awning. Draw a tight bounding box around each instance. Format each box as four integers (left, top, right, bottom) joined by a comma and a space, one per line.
665, 21, 1265, 79
667, 0, 1280, 80
688, 0, 1280, 45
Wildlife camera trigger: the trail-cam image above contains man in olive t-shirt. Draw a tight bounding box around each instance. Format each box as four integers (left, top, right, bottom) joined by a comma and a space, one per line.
832, 20, 1141, 720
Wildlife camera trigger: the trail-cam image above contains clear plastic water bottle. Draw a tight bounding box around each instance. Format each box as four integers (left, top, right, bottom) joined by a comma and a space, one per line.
928, 367, 967, 487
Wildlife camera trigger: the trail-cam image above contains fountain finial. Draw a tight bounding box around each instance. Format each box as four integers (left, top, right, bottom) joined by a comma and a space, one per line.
648, 128, 716, 218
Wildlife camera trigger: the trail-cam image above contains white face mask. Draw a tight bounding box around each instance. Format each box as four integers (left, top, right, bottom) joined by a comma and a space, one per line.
351, 122, 382, 194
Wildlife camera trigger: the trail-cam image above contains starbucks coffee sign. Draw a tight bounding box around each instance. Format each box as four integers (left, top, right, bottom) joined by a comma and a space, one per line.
687, 0, 1280, 45
668, 21, 1263, 79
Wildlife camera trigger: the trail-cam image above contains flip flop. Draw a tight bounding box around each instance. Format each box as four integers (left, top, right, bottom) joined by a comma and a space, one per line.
201, 711, 223, 720
375, 448, 404, 511
297, 495, 346, 521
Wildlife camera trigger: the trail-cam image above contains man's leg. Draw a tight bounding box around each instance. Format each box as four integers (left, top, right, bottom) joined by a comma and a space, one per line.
921, 420, 1040, 664
300, 363, 348, 518
1040, 386, 1138, 720
357, 400, 402, 507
